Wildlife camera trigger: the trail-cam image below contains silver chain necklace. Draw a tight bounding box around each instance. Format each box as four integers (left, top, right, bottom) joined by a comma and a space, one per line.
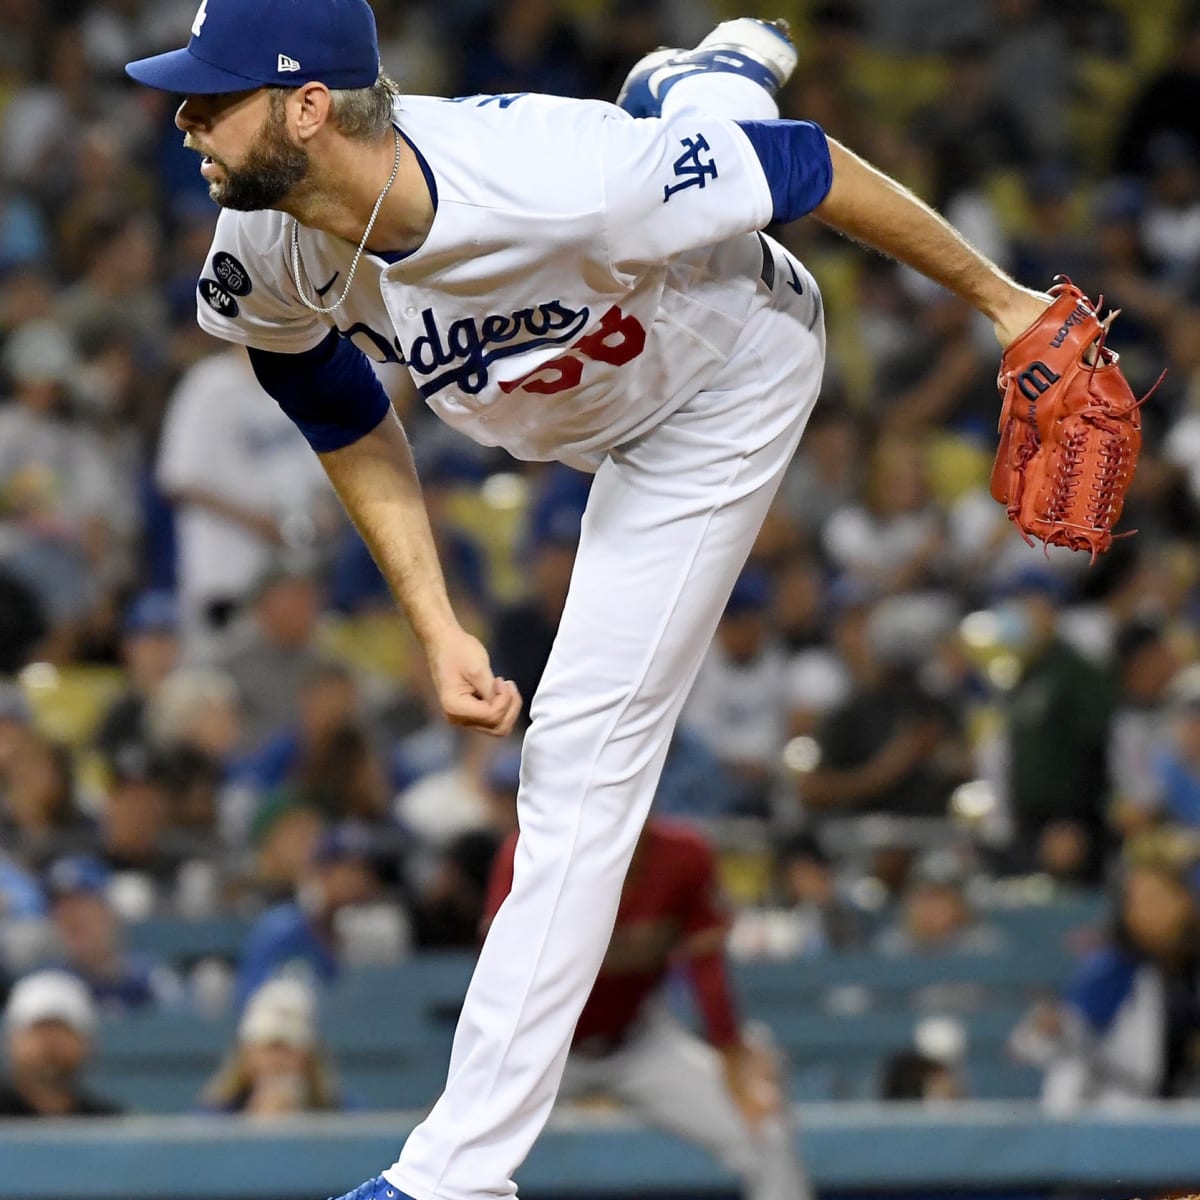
289, 126, 403, 316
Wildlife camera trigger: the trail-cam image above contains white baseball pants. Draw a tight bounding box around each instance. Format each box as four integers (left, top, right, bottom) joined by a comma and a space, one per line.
558, 1010, 813, 1200
388, 74, 823, 1200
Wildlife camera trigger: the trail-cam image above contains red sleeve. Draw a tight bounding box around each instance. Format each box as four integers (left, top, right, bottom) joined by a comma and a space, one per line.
666, 825, 739, 1047
685, 950, 740, 1049
481, 831, 520, 937
678, 832, 730, 938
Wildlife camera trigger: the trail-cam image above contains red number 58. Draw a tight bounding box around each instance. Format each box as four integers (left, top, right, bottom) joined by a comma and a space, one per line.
498, 305, 647, 396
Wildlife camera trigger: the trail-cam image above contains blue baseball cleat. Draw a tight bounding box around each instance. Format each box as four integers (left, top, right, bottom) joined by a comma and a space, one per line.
616, 17, 798, 118
327, 1178, 414, 1200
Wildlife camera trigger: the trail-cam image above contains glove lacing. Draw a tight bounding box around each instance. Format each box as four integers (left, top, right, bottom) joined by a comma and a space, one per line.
1043, 316, 1164, 560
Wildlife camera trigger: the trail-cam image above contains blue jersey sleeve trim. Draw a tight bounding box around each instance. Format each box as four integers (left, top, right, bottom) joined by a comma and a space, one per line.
248, 330, 391, 453
735, 119, 833, 223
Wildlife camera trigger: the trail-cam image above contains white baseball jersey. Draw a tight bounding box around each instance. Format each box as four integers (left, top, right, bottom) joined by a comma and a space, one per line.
195, 92, 780, 468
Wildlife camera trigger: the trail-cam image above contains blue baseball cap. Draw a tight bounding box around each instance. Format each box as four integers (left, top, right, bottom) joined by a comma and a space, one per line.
125, 0, 381, 95
45, 856, 112, 901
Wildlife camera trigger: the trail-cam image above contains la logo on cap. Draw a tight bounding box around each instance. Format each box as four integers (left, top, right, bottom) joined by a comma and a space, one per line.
278, 54, 301, 72
191, 0, 207, 38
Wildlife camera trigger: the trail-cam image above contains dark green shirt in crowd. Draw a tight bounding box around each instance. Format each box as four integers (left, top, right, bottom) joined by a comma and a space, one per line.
1006, 637, 1116, 832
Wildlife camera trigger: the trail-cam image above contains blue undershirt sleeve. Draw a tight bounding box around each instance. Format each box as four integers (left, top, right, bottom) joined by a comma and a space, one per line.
248, 329, 392, 453
734, 119, 833, 224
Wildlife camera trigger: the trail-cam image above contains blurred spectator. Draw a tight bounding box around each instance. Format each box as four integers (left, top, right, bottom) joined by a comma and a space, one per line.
1140, 135, 1200, 284
396, 733, 516, 850
146, 664, 241, 764
991, 572, 1117, 883
880, 1049, 963, 1102
730, 832, 866, 960
412, 830, 505, 951
0, 566, 46, 672
776, 400, 862, 538
798, 596, 965, 820
0, 851, 51, 977
235, 823, 406, 1008
1010, 166, 1096, 292
493, 515, 577, 723
160, 743, 228, 844
405, 743, 520, 948
0, 853, 44, 926
774, 833, 866, 954
1116, 12, 1200, 174
1162, 381, 1200, 513
44, 855, 183, 1015
55, 212, 167, 349
0, 320, 129, 657
486, 819, 812, 1199
96, 742, 187, 907
218, 557, 331, 748
875, 858, 1004, 958
1057, 545, 1164, 669
0, 681, 31, 773
199, 978, 353, 1115
0, 969, 121, 1116
1110, 622, 1183, 836
237, 662, 388, 827
872, 286, 996, 438
1144, 666, 1200, 831
155, 347, 332, 659
249, 790, 325, 905
773, 556, 831, 656
458, 0, 597, 99
909, 38, 1029, 211
93, 589, 181, 761
0, 26, 94, 198
1013, 855, 1200, 1110
682, 570, 791, 816
652, 727, 743, 821
990, 0, 1069, 160
1088, 181, 1168, 364
783, 579, 872, 745
144, 665, 242, 844
0, 179, 46, 274
858, 0, 987, 55
823, 436, 945, 595
0, 730, 87, 867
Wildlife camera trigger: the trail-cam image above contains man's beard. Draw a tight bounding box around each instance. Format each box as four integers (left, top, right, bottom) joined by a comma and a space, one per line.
207, 104, 309, 211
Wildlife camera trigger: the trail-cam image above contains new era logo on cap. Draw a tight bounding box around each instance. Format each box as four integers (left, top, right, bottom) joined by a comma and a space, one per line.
125, 0, 380, 95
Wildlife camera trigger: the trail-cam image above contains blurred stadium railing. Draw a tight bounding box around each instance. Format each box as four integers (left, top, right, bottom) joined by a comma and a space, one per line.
5, 1103, 1200, 1199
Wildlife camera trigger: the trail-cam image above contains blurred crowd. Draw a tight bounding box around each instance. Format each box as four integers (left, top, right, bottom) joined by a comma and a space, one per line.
4, 0, 1200, 1128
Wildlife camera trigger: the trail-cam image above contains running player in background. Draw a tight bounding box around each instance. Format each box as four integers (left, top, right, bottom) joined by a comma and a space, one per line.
484, 818, 811, 1200
125, 3, 1050, 1197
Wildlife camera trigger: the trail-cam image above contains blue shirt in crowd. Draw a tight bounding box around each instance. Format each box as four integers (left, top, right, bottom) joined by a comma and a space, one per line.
235, 902, 339, 1009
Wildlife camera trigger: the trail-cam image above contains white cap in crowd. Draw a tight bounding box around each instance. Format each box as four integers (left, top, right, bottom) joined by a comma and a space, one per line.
238, 978, 317, 1050
3, 970, 97, 1039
